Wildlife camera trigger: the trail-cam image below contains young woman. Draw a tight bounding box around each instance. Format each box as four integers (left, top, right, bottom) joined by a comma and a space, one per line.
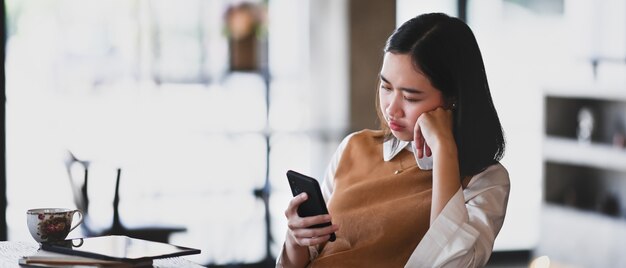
278, 13, 509, 267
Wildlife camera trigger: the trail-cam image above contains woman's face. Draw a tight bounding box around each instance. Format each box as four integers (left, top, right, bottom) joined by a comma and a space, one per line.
379, 53, 444, 141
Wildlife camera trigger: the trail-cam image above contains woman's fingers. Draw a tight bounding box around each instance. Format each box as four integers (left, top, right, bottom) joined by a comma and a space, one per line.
287, 214, 331, 229
413, 122, 424, 159
291, 223, 338, 239
292, 224, 339, 246
288, 215, 339, 247
284, 192, 308, 218
295, 235, 331, 247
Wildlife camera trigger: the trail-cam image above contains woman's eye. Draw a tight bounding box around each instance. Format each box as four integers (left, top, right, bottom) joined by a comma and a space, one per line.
381, 85, 392, 91
404, 96, 419, 102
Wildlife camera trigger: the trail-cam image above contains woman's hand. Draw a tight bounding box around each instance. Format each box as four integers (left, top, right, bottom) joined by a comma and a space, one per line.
285, 193, 339, 247
413, 107, 455, 158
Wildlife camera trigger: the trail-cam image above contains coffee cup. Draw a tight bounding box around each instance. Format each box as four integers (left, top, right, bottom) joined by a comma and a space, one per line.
27, 208, 83, 243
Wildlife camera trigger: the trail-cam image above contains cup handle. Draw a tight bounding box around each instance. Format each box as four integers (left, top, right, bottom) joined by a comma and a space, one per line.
72, 238, 84, 247
69, 209, 84, 233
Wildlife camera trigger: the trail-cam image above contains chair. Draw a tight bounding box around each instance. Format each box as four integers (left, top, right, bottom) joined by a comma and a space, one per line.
64, 151, 186, 243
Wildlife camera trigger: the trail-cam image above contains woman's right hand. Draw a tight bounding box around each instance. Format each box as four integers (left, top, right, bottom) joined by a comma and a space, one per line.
285, 193, 339, 247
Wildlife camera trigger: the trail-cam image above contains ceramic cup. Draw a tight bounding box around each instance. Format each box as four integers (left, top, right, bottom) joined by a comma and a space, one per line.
26, 208, 83, 243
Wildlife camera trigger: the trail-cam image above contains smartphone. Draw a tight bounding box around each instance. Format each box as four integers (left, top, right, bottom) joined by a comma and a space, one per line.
286, 170, 336, 242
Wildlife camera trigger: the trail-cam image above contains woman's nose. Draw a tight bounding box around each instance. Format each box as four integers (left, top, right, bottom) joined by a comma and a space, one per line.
386, 93, 403, 119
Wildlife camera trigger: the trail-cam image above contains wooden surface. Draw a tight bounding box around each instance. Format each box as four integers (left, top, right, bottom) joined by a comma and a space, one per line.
0, 240, 205, 268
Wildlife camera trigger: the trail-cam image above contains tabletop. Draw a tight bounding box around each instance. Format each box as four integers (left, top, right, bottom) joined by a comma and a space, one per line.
0, 240, 205, 268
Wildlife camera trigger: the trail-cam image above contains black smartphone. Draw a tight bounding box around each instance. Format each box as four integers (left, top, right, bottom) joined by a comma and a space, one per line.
286, 170, 336, 242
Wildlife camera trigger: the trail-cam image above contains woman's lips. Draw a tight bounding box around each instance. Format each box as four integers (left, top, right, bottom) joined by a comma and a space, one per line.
389, 121, 405, 131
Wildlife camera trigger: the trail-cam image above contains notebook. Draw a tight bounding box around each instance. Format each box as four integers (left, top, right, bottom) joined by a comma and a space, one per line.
39, 235, 201, 263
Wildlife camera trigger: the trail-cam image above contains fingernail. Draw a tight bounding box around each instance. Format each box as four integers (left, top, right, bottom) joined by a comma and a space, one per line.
300, 192, 308, 199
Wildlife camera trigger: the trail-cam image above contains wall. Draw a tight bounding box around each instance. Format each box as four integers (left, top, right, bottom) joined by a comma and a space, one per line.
348, 0, 396, 132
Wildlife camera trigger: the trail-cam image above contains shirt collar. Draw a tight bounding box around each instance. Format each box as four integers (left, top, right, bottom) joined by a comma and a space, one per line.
383, 137, 413, 161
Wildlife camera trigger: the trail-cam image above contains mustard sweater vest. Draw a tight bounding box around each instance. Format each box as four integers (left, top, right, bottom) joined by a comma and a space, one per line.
310, 130, 432, 267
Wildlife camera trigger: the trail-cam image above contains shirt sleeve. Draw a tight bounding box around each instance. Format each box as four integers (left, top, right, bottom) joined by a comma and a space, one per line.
405, 163, 510, 268
320, 133, 354, 203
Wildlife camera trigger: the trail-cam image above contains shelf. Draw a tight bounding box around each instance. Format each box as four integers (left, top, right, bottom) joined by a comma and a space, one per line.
537, 204, 626, 268
544, 137, 626, 172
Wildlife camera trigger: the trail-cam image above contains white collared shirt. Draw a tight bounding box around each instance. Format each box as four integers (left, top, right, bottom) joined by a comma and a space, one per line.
278, 134, 510, 268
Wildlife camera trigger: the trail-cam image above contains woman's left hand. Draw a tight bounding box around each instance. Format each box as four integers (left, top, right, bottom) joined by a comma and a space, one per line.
413, 107, 455, 158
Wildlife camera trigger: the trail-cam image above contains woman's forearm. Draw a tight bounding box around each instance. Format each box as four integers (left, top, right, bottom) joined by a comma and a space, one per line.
430, 142, 462, 224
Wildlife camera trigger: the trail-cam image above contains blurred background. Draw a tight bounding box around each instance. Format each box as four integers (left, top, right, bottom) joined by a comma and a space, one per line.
2, 0, 626, 267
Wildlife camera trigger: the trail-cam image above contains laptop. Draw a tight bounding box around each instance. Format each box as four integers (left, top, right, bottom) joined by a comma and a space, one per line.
40, 235, 201, 263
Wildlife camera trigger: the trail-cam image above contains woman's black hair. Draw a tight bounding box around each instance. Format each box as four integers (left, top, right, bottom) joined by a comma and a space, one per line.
382, 13, 505, 177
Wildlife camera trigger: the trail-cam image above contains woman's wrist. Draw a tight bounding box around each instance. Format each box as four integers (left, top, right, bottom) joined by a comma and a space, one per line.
285, 232, 302, 249
431, 136, 457, 157
282, 232, 311, 267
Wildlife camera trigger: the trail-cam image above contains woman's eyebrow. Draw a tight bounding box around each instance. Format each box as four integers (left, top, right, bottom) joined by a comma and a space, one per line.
379, 74, 423, 94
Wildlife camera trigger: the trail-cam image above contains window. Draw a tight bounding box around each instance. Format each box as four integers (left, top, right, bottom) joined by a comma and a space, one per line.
6, 0, 348, 265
